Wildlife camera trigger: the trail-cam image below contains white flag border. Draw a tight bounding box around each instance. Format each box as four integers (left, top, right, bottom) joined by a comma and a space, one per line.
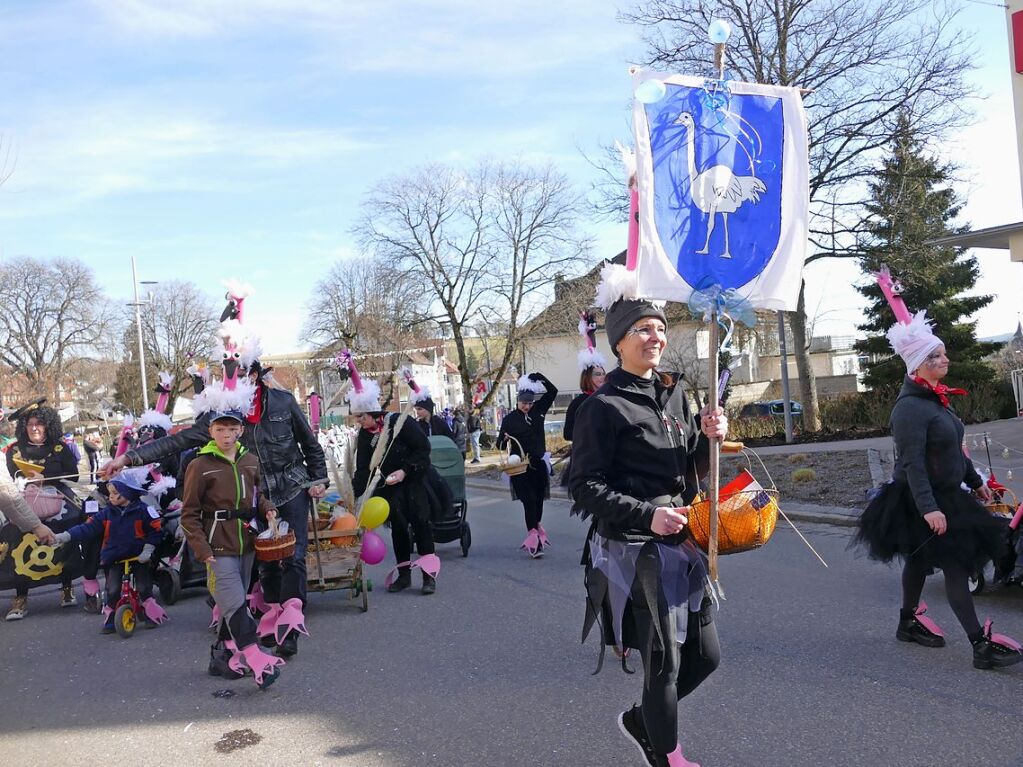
631, 73, 810, 311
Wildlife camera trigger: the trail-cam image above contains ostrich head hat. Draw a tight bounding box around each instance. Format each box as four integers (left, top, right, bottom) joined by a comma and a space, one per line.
339, 351, 384, 415
192, 320, 259, 422
887, 310, 944, 374
576, 310, 607, 373
594, 262, 667, 356
399, 366, 433, 411
516, 375, 546, 404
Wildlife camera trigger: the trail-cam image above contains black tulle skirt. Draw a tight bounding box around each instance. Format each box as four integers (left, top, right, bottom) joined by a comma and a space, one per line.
855, 480, 1006, 571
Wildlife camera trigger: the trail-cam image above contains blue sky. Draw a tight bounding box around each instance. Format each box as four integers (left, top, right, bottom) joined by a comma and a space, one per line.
0, 1, 1019, 354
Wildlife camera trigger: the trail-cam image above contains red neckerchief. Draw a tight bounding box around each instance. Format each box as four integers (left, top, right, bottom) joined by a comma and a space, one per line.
912, 376, 967, 408
246, 382, 264, 425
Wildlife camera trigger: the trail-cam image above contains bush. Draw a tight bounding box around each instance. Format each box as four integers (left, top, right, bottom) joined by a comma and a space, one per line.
786, 453, 809, 464
791, 468, 817, 483
726, 415, 786, 442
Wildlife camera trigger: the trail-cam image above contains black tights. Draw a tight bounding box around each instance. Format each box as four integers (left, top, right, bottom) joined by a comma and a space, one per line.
901, 557, 981, 637
633, 595, 721, 755
510, 469, 546, 531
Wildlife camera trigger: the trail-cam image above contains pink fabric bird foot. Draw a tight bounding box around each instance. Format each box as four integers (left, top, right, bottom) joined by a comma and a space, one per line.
384, 554, 441, 588
142, 597, 168, 625
209, 603, 221, 630
229, 642, 285, 689
247, 582, 269, 615
665, 744, 701, 767
537, 524, 551, 548
985, 619, 1023, 652
82, 578, 100, 597
915, 601, 944, 637
274, 598, 310, 645
521, 529, 542, 558
257, 603, 282, 638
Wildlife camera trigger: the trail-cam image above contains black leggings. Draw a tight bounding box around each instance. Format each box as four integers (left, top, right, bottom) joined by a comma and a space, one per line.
901, 556, 981, 637
633, 593, 721, 755
511, 469, 546, 531
390, 507, 435, 566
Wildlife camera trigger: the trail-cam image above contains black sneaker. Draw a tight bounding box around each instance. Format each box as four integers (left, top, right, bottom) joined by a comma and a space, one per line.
617, 705, 659, 766
208, 642, 244, 680
896, 616, 945, 648
973, 622, 1023, 670
421, 573, 436, 595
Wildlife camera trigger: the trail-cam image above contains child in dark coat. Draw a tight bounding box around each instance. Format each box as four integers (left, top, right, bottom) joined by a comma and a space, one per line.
55, 469, 166, 633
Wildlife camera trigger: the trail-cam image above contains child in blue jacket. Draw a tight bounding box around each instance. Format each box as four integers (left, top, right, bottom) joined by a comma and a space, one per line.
55, 468, 165, 633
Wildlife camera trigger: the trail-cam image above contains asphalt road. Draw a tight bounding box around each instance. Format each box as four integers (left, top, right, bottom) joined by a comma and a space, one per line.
2, 487, 1022, 767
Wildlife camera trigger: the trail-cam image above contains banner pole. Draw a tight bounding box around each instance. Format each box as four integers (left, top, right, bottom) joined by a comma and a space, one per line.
707, 311, 723, 597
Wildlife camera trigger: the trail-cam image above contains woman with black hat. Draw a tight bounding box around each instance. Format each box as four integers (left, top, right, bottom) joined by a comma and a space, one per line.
569, 263, 727, 767
497, 372, 558, 558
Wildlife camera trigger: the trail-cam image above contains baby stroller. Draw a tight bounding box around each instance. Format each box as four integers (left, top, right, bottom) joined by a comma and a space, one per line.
423, 435, 471, 557
154, 503, 209, 604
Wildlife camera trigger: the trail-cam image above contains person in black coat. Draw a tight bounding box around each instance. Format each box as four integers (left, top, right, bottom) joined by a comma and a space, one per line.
497, 372, 557, 557
352, 404, 437, 595
856, 313, 1021, 671
569, 265, 727, 767
412, 396, 453, 440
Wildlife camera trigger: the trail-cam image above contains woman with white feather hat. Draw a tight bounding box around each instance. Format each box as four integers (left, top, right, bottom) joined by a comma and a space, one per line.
497, 371, 558, 558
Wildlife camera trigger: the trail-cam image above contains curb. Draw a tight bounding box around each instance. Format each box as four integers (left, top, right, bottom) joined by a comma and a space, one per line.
465, 480, 860, 529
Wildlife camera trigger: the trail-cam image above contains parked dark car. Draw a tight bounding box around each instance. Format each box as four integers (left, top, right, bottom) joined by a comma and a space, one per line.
738, 400, 802, 419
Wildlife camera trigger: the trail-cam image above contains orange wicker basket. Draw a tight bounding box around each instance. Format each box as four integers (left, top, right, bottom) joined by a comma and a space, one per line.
986, 489, 1019, 519
255, 519, 296, 562
687, 449, 780, 555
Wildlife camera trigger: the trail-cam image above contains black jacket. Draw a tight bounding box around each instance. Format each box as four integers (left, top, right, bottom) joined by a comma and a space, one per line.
562, 393, 589, 442
416, 415, 453, 440
352, 414, 432, 499
497, 373, 557, 467
569, 367, 708, 543
127, 386, 327, 507
466, 413, 482, 433
890, 376, 983, 515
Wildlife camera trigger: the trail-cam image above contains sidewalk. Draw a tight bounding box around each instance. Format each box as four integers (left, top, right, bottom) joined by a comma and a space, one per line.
465, 477, 860, 528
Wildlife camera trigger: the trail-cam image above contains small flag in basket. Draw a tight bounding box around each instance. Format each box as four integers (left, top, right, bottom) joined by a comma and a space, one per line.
721, 469, 770, 510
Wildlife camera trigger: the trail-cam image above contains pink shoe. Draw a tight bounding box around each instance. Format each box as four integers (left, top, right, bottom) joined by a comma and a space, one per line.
537, 524, 551, 548
665, 744, 701, 767
521, 529, 542, 558
228, 642, 285, 689
274, 598, 310, 645
257, 603, 283, 639
142, 597, 168, 626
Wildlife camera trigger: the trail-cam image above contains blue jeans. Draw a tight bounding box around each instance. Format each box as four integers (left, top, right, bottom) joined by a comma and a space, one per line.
259, 492, 309, 604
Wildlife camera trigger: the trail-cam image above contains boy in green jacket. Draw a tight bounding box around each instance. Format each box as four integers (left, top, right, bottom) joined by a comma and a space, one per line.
180, 409, 283, 689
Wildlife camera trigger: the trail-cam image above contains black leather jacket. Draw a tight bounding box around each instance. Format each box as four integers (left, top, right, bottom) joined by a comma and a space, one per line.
126, 387, 327, 506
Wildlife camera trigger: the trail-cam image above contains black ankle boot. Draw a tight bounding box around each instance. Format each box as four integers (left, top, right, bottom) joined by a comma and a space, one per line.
896, 609, 945, 648
421, 573, 436, 595
277, 631, 298, 658
208, 641, 244, 680
973, 623, 1023, 670
387, 568, 412, 593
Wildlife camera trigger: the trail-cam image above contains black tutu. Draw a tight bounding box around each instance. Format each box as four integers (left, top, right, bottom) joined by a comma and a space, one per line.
855, 480, 1007, 571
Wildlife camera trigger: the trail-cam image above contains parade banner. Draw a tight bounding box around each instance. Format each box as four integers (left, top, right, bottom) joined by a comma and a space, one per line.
632, 73, 809, 310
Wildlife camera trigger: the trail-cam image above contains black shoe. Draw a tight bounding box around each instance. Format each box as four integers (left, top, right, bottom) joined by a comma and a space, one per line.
421, 573, 436, 595
259, 634, 277, 649
387, 570, 412, 593
470, 459, 480, 464
208, 642, 244, 680
896, 616, 945, 648
973, 623, 1023, 670
277, 631, 298, 658
83, 595, 101, 614
617, 705, 658, 766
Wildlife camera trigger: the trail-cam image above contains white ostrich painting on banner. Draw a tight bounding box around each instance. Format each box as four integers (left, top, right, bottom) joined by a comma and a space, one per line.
631, 74, 809, 311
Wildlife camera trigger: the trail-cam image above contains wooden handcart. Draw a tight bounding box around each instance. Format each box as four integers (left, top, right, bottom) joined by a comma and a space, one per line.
306, 513, 370, 612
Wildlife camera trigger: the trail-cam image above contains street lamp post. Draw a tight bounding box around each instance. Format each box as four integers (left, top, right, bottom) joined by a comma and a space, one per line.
129, 255, 158, 412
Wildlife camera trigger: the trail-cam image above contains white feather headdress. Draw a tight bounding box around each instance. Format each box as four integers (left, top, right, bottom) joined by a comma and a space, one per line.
138, 410, 173, 431
517, 375, 545, 394
886, 310, 943, 373
192, 376, 257, 418
347, 379, 383, 414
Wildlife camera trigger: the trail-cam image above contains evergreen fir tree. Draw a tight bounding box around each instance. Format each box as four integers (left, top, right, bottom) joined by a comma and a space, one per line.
854, 115, 996, 389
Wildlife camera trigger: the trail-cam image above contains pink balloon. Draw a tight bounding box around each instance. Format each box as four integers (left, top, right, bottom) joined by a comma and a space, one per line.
360, 530, 387, 565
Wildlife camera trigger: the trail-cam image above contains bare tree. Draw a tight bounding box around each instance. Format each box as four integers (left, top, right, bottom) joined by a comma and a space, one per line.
477, 161, 590, 406
301, 257, 433, 404
0, 257, 114, 404
613, 0, 973, 429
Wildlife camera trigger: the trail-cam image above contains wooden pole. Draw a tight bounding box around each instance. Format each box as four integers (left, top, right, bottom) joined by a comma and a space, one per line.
707, 311, 723, 597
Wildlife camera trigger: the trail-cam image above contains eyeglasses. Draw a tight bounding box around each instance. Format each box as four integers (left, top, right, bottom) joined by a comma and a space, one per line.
626, 325, 666, 340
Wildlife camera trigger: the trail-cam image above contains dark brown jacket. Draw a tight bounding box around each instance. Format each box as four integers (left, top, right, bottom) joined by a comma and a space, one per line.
180, 442, 276, 562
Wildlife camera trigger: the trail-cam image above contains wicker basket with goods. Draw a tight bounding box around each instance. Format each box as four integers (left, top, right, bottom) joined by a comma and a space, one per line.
255, 518, 297, 563
985, 489, 1019, 519
687, 444, 779, 556
500, 435, 529, 477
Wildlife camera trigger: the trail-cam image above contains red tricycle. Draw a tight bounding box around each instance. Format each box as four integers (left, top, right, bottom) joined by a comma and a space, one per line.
109, 557, 145, 639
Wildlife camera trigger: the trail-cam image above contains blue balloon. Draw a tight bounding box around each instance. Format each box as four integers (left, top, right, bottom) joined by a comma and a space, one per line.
634, 79, 667, 104
708, 19, 731, 44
